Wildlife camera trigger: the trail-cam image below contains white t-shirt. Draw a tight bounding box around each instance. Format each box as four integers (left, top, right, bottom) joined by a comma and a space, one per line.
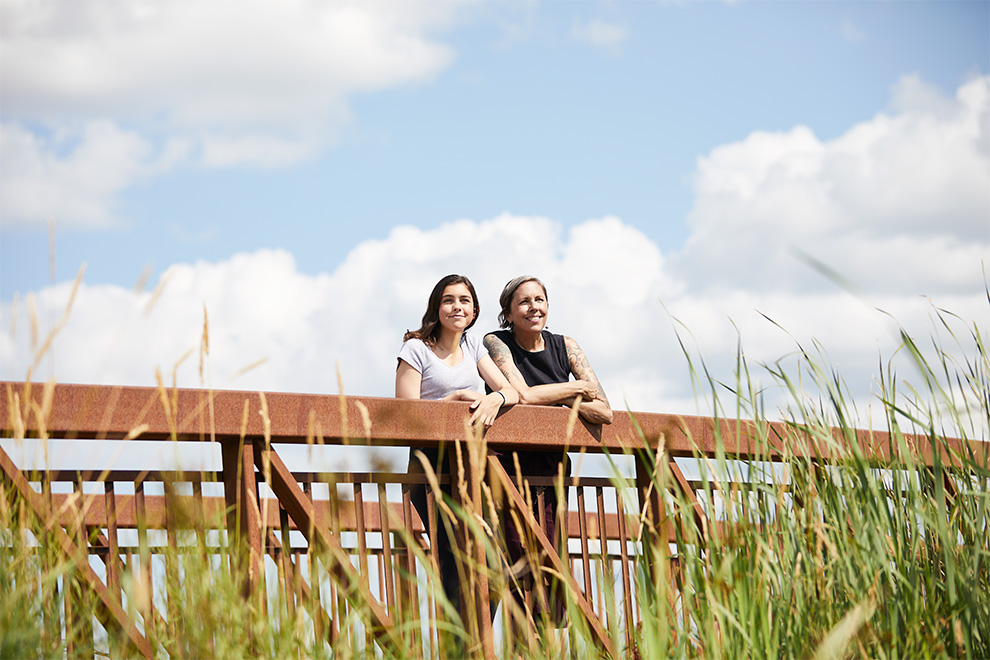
397, 334, 487, 400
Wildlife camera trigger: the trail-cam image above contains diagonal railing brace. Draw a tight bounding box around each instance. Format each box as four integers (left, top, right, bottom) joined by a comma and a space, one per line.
253, 445, 403, 655
488, 454, 617, 658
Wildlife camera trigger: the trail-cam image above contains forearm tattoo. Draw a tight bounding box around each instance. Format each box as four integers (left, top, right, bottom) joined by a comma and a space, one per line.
566, 337, 610, 405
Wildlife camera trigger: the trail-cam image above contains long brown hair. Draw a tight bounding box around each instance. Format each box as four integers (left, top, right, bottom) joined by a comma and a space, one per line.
403, 274, 480, 346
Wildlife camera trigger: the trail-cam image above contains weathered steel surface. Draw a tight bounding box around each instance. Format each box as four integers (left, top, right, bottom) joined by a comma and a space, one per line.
2, 379, 984, 660
2, 381, 981, 464
34, 491, 648, 542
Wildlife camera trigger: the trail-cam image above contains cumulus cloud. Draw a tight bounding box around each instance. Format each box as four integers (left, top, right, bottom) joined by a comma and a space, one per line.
0, 121, 190, 230
2, 216, 986, 435
675, 74, 990, 296
0, 0, 464, 229
2, 76, 986, 439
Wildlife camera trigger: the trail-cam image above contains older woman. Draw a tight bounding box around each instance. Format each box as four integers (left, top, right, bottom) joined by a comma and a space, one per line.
483, 275, 612, 624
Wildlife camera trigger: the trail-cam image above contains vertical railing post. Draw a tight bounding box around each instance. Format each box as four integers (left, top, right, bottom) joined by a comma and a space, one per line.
221, 439, 262, 599
134, 475, 154, 638
41, 474, 60, 655
163, 478, 182, 655
447, 445, 493, 659
635, 445, 671, 643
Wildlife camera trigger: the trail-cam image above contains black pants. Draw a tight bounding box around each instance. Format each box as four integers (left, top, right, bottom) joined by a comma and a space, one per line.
497, 451, 569, 626
408, 448, 462, 613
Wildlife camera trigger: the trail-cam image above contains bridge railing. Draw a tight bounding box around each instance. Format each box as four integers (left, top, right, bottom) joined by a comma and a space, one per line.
1, 381, 979, 659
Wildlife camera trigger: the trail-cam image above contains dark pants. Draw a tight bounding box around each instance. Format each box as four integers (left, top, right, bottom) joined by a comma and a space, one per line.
497, 451, 569, 626
408, 448, 462, 613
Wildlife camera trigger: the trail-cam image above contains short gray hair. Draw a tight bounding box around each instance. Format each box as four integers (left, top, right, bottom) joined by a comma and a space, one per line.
497, 275, 547, 329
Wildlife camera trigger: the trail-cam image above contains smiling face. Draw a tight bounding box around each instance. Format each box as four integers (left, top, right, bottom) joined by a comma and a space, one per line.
437, 283, 477, 335
507, 280, 549, 335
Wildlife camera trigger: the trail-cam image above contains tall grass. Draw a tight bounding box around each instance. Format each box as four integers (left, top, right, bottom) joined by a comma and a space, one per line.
629, 305, 989, 660
2, 305, 988, 659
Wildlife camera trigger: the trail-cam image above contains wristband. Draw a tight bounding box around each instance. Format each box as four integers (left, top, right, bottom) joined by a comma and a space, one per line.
496, 391, 506, 406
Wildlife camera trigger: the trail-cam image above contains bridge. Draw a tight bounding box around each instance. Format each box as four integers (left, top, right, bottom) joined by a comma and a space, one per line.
1, 380, 979, 659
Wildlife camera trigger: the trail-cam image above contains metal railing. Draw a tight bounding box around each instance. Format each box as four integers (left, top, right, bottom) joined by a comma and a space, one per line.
1, 381, 979, 658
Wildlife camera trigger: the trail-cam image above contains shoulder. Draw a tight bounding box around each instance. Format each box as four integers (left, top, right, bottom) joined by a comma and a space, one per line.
398, 338, 429, 365
561, 335, 586, 358
483, 331, 517, 366
484, 330, 512, 348
544, 330, 570, 351
462, 333, 487, 361
399, 337, 427, 352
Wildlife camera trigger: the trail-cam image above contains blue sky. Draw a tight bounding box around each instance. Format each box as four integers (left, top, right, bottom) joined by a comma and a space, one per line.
1, 0, 988, 438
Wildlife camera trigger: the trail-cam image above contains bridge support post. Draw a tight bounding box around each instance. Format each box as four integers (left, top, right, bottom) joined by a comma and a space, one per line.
635, 443, 673, 644
221, 438, 262, 598
447, 441, 495, 659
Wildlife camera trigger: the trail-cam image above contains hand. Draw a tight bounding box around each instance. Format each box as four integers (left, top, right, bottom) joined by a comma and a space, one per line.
468, 392, 503, 429
573, 380, 598, 401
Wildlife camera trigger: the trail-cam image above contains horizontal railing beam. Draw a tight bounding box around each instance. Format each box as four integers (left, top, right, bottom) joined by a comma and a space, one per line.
2, 381, 982, 465
33, 492, 644, 539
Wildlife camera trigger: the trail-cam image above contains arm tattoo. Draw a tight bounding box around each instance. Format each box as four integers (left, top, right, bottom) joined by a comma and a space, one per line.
565, 337, 611, 405
484, 334, 527, 386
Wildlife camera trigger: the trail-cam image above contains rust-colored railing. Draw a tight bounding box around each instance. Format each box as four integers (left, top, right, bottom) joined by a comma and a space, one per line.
1, 381, 980, 659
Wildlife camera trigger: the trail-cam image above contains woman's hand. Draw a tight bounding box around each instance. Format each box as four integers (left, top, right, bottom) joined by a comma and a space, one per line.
573, 379, 599, 401
468, 392, 505, 429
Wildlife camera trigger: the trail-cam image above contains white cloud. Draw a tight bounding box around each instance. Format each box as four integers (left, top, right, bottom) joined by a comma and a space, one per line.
676, 74, 990, 296
2, 76, 986, 439
2, 215, 986, 436
0, 120, 190, 230
570, 18, 627, 51
0, 0, 465, 229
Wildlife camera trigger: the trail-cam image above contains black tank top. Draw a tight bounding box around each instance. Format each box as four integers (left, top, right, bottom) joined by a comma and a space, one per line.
487, 329, 571, 476
489, 330, 570, 389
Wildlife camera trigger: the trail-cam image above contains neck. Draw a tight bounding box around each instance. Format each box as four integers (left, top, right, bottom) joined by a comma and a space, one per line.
512, 328, 544, 352
435, 328, 463, 352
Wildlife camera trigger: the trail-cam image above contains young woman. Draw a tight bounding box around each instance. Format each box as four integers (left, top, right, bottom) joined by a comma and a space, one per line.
395, 273, 518, 614
483, 275, 612, 623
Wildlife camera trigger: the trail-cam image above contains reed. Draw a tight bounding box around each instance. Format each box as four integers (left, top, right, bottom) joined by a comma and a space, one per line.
1, 304, 987, 659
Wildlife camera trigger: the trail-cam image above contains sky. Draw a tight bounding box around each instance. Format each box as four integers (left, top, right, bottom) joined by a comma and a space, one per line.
1, 0, 989, 446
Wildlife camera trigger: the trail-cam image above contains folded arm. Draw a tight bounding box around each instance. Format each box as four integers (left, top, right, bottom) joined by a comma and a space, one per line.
395, 357, 516, 429
483, 334, 612, 425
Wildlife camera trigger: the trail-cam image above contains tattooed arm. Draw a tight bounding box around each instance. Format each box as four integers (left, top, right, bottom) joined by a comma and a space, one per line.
564, 336, 612, 424
483, 333, 613, 424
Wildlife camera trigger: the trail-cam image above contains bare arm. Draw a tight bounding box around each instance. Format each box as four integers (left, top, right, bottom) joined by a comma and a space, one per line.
458, 354, 519, 428
483, 334, 609, 423
396, 356, 511, 429
395, 359, 423, 399
564, 336, 612, 424
477, 354, 519, 406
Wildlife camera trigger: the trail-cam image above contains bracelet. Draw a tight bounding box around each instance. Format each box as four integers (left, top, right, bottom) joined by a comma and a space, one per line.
496, 391, 506, 406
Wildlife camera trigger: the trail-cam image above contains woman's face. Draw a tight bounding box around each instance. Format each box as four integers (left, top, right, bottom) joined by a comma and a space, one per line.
508, 280, 548, 334
437, 283, 476, 334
